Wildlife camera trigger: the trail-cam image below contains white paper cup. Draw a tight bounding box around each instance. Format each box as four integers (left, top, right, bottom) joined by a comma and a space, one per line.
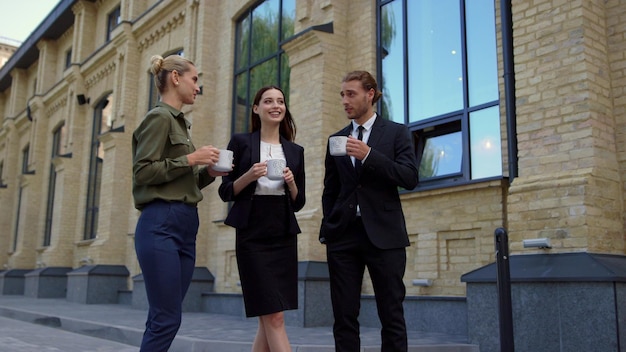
212, 149, 233, 172
266, 159, 286, 180
329, 136, 348, 156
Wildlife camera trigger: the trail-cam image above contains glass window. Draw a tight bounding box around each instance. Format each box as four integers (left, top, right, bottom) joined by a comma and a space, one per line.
14, 145, 31, 252
0, 161, 4, 186
106, 5, 121, 42
65, 48, 72, 69
378, 0, 501, 187
44, 123, 66, 246
84, 95, 112, 240
407, 0, 463, 121
380, 0, 404, 123
21, 145, 30, 174
232, 0, 295, 134
419, 128, 462, 180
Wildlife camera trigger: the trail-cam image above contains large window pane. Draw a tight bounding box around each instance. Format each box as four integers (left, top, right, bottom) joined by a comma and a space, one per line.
233, 0, 294, 135
280, 54, 290, 98
84, 95, 111, 240
470, 106, 502, 179
419, 131, 462, 179
250, 59, 278, 98
380, 0, 405, 123
234, 73, 249, 133
466, 0, 498, 106
281, 0, 295, 40
236, 16, 250, 70
44, 123, 66, 246
408, 0, 463, 121
251, 0, 279, 63
378, 0, 501, 187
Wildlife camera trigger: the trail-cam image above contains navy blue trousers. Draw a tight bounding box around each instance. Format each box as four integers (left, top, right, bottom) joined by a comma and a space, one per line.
134, 200, 199, 352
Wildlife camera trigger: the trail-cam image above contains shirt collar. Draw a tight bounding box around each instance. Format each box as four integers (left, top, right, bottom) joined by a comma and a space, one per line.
352, 112, 377, 132
156, 101, 190, 128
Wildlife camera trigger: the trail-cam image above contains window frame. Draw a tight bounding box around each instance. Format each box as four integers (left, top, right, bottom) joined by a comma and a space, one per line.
231, 0, 294, 134
43, 123, 66, 247
0, 160, 5, 187
106, 5, 121, 42
376, 0, 502, 190
65, 48, 72, 69
84, 95, 112, 240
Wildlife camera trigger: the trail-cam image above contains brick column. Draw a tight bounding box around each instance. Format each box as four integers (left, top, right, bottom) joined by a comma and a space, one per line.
507, 0, 623, 253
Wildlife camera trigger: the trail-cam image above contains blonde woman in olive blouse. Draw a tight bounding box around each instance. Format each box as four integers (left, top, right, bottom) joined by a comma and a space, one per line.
132, 54, 228, 352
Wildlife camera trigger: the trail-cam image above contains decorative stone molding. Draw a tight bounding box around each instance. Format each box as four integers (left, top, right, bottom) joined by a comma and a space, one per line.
85, 61, 116, 89
45, 96, 68, 117
137, 11, 186, 53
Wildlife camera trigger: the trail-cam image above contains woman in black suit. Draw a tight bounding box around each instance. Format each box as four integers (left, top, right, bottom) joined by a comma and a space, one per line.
219, 86, 305, 351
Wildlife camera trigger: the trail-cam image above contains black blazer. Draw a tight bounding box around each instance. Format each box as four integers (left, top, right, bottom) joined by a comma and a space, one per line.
320, 115, 418, 249
218, 131, 306, 235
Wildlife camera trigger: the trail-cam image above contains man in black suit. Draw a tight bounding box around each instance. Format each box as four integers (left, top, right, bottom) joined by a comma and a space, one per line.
320, 70, 418, 352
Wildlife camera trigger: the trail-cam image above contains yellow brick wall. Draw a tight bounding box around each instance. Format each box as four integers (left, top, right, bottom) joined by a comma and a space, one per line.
0, 0, 623, 298
508, 0, 624, 254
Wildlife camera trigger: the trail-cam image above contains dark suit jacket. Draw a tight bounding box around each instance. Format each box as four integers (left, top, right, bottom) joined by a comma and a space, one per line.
218, 131, 306, 235
320, 115, 418, 249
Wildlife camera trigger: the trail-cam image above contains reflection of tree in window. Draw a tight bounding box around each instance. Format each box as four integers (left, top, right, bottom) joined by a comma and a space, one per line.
380, 3, 397, 121
419, 132, 462, 179
378, 0, 500, 186
233, 0, 294, 133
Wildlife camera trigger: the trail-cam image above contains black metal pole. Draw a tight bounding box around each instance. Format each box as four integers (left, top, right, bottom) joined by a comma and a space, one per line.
495, 227, 515, 351
500, 0, 518, 183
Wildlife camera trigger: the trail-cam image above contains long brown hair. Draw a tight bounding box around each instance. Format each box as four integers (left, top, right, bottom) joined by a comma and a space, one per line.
250, 86, 297, 142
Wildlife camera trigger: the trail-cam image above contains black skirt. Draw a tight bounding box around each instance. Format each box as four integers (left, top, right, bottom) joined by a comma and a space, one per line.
236, 195, 298, 317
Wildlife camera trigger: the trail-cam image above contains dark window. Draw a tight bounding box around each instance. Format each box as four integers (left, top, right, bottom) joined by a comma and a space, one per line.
106, 5, 121, 42
14, 145, 31, 252
378, 0, 501, 188
43, 123, 66, 247
84, 95, 113, 240
0, 161, 4, 187
65, 48, 72, 69
21, 145, 30, 174
232, 0, 295, 133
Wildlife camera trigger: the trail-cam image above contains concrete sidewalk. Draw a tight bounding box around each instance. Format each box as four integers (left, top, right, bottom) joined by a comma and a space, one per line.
0, 295, 479, 351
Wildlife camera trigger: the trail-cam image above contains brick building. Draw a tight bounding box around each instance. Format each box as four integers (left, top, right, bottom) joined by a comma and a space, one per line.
0, 38, 19, 69
0, 1, 624, 351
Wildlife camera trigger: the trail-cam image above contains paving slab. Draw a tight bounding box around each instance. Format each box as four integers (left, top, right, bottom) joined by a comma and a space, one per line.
0, 295, 479, 352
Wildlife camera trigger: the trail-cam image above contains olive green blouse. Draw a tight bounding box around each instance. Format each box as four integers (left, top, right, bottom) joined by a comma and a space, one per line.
132, 102, 214, 209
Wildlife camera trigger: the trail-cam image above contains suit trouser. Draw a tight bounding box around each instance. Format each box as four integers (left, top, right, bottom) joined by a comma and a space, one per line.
326, 217, 408, 352
134, 200, 199, 352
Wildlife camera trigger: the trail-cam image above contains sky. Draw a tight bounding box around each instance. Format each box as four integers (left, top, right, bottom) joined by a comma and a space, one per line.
0, 0, 60, 44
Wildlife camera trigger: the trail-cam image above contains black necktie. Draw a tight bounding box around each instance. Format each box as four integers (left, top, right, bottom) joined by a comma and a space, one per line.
355, 125, 364, 174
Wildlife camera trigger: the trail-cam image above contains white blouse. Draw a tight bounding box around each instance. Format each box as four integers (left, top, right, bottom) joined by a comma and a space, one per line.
255, 141, 286, 195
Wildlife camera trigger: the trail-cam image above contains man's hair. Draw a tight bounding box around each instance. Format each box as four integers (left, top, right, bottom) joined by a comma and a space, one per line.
342, 70, 383, 105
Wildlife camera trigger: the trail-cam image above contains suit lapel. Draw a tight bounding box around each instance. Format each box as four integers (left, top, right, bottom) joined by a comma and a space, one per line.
250, 131, 261, 164
366, 114, 386, 149
280, 136, 296, 167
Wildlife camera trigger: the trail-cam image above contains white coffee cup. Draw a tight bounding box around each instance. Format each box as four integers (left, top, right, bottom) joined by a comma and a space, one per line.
266, 159, 286, 180
329, 136, 348, 156
212, 149, 233, 172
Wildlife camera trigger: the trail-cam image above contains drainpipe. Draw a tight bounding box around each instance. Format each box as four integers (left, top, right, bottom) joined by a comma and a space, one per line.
501, 0, 518, 182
